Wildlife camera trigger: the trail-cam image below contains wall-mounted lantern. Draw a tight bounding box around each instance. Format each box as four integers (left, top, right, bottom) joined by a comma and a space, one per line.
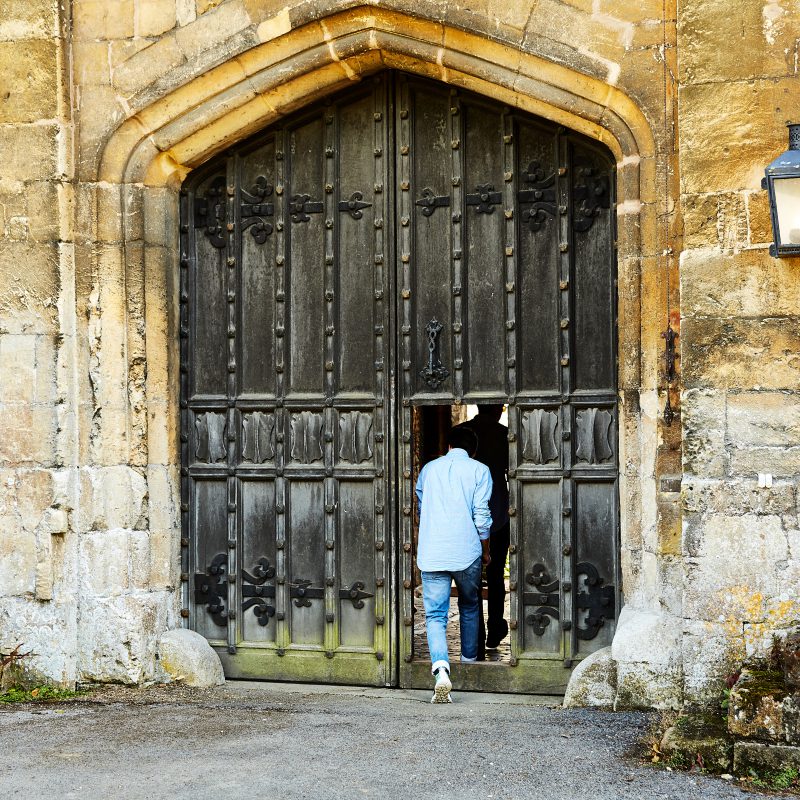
763, 123, 800, 257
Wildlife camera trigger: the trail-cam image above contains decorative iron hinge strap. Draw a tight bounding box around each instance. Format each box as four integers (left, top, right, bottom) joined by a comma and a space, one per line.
466, 183, 502, 213
240, 176, 275, 243
193, 176, 226, 249
523, 563, 559, 635
518, 161, 557, 233
290, 193, 324, 222
415, 187, 450, 216
338, 191, 372, 219
575, 562, 615, 641
291, 579, 374, 608
573, 164, 610, 232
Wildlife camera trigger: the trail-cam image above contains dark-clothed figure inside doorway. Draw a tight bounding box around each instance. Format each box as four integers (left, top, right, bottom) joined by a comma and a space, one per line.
458, 405, 510, 653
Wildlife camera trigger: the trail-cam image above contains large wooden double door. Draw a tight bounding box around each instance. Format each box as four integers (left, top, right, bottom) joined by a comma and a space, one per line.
181, 72, 619, 692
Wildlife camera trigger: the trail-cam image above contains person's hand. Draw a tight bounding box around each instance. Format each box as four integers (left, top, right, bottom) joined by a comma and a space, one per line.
482, 551, 491, 566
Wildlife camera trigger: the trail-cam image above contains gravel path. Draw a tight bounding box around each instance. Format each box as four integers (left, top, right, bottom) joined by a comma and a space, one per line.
0, 681, 765, 800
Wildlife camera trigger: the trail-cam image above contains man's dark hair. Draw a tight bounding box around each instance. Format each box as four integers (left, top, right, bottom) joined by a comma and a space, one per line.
477, 404, 504, 421
448, 425, 478, 456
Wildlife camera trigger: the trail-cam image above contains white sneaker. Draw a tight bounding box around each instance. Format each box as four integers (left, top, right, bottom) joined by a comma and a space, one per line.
431, 669, 452, 704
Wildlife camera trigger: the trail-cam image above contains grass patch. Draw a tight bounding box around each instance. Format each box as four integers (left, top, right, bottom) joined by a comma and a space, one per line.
0, 685, 86, 704
745, 766, 800, 792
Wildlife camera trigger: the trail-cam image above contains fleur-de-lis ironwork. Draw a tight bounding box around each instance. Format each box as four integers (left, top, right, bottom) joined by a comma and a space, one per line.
194, 553, 229, 626
466, 183, 502, 213
289, 193, 324, 223
576, 562, 615, 640
290, 579, 374, 608
240, 176, 274, 243
419, 318, 449, 390
338, 191, 372, 220
573, 164, 610, 232
241, 557, 277, 626
524, 563, 560, 636
193, 176, 226, 248
518, 161, 557, 233
415, 187, 450, 217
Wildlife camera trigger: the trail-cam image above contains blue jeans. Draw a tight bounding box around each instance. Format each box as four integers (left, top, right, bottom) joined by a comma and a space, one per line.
421, 556, 482, 674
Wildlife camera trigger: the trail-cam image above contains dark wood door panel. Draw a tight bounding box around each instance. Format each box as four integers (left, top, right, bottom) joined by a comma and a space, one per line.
183, 72, 619, 692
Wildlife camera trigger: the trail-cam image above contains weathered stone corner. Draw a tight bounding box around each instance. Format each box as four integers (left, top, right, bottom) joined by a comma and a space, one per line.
610, 607, 684, 710
155, 629, 225, 688
563, 647, 617, 708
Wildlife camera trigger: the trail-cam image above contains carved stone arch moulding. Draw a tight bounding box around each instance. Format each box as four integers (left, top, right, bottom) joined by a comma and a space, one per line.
100, 8, 655, 191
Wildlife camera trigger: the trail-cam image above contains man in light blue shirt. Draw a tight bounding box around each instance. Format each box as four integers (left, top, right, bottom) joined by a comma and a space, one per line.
416, 426, 492, 703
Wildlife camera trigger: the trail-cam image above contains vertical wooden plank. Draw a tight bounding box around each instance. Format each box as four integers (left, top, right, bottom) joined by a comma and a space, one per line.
287, 116, 325, 396
519, 480, 563, 656
571, 141, 616, 393
336, 91, 377, 395
463, 101, 505, 394
338, 480, 377, 647
288, 480, 326, 645
192, 172, 228, 397
516, 123, 560, 394
240, 480, 277, 643
238, 139, 277, 396
574, 480, 617, 655
192, 479, 228, 642
410, 83, 453, 396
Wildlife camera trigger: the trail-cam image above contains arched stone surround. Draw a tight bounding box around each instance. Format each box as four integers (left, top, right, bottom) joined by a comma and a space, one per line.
84, 7, 676, 702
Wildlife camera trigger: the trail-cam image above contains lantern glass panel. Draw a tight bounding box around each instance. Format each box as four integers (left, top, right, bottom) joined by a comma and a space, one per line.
774, 175, 800, 246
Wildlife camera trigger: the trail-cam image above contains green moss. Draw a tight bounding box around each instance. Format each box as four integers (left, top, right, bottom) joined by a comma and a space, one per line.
0, 685, 86, 704
747, 765, 799, 791
734, 667, 787, 714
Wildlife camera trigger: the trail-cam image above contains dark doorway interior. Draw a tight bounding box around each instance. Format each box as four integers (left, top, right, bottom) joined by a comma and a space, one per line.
410, 404, 512, 666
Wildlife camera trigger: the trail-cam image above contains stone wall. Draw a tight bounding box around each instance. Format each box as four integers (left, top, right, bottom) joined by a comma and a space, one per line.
0, 0, 795, 704
678, 0, 800, 704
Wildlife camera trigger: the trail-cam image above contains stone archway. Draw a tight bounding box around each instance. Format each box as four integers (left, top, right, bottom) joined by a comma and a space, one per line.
93, 5, 662, 694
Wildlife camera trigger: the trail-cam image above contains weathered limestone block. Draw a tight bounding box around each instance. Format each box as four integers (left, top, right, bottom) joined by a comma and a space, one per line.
681, 248, 800, 319
72, 0, 134, 40
79, 530, 130, 597
77, 593, 169, 684
174, 0, 251, 59
134, 0, 177, 37
681, 317, 800, 391
113, 35, 185, 96
0, 123, 59, 182
729, 667, 786, 741
661, 715, 733, 773
681, 389, 726, 478
682, 620, 743, 706
679, 78, 796, 193
683, 514, 786, 622
0, 523, 35, 597
0, 406, 58, 466
733, 741, 800, 776
156, 628, 225, 687
678, 0, 798, 84
0, 40, 57, 124
611, 607, 683, 709
682, 478, 796, 517
0, 0, 59, 40
77, 466, 148, 532
727, 393, 800, 449
681, 195, 721, 249
563, 646, 617, 708
0, 596, 78, 686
